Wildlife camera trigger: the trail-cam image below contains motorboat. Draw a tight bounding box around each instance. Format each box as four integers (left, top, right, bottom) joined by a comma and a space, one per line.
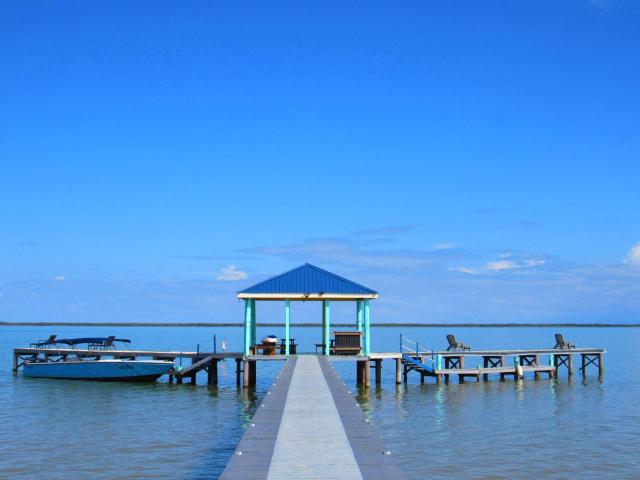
23, 337, 174, 382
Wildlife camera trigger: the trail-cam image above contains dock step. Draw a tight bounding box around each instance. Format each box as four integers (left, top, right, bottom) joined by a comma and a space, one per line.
175, 355, 217, 378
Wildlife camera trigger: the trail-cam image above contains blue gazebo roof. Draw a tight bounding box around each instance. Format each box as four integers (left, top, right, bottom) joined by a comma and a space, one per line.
237, 263, 377, 300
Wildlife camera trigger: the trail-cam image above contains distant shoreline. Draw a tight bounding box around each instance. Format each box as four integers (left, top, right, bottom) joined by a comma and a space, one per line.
0, 321, 638, 328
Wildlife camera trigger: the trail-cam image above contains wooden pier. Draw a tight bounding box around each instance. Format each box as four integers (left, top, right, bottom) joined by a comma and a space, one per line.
220, 355, 403, 479
13, 345, 604, 387
400, 348, 605, 383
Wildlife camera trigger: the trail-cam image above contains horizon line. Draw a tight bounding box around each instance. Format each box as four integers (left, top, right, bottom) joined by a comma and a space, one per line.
1, 321, 638, 328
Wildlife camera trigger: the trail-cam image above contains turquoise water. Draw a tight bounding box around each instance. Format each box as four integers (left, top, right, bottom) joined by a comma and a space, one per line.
1, 326, 638, 479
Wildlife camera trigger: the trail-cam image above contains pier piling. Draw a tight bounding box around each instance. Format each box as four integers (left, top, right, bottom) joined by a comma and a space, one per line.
374, 359, 382, 385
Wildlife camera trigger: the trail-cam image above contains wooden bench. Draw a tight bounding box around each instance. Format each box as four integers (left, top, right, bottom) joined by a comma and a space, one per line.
331, 332, 362, 355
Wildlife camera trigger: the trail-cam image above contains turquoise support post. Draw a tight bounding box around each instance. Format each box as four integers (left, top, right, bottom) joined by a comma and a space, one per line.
250, 299, 257, 349
243, 299, 252, 356
357, 300, 363, 354
285, 300, 291, 356
356, 301, 363, 332
363, 299, 371, 356
324, 300, 331, 356
549, 353, 554, 366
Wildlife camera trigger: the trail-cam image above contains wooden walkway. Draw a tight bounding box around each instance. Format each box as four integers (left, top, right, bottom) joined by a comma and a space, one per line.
221, 356, 403, 480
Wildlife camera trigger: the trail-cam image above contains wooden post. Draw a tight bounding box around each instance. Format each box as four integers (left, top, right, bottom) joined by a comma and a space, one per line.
598, 352, 604, 378
235, 358, 242, 386
375, 359, 382, 385
12, 351, 18, 373
482, 356, 489, 381
249, 361, 256, 386
190, 358, 197, 385
534, 354, 541, 380
395, 358, 401, 385
581, 354, 586, 376
243, 360, 250, 387
403, 363, 408, 383
567, 354, 573, 376
208, 359, 218, 385
356, 361, 363, 385
364, 360, 371, 387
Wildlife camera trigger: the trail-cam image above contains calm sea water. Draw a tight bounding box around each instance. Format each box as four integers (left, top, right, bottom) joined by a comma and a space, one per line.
1, 326, 638, 479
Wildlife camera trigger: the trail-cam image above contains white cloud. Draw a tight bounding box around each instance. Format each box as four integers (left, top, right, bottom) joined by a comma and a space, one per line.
432, 242, 458, 251
486, 259, 545, 271
53, 275, 66, 282
485, 260, 517, 271
216, 265, 248, 281
449, 266, 480, 275
627, 242, 640, 265
452, 258, 545, 274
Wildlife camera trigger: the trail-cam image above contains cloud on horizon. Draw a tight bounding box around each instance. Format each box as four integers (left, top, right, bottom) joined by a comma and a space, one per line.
4, 235, 640, 325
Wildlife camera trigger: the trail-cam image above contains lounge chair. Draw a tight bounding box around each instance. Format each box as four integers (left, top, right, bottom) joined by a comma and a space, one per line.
30, 335, 57, 348
554, 334, 575, 350
446, 334, 470, 351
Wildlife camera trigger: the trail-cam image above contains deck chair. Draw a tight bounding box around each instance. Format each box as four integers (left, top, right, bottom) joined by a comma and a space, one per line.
446, 334, 470, 351
30, 334, 57, 348
554, 334, 575, 350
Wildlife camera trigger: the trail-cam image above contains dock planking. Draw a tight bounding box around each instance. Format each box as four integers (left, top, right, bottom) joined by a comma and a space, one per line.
221, 355, 403, 480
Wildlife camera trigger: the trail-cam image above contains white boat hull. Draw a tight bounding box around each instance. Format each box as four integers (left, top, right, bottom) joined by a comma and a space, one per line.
23, 359, 174, 382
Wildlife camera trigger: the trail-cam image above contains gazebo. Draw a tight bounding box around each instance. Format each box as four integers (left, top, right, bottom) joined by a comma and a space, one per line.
237, 263, 378, 356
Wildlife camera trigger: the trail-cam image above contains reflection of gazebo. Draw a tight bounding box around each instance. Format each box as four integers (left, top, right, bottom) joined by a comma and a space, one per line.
237, 263, 378, 356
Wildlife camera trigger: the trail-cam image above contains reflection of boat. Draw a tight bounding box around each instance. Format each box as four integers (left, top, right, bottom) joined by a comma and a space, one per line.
23, 337, 174, 382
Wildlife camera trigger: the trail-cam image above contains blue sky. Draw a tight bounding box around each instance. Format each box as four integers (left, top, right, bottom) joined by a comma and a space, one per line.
1, 1, 639, 324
